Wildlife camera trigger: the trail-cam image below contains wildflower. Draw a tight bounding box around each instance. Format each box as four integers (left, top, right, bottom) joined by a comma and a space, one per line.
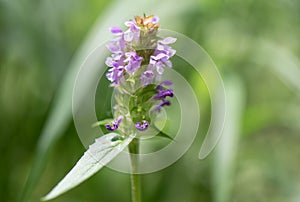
110, 26, 123, 35
154, 100, 171, 112
105, 65, 124, 86
158, 80, 173, 86
152, 81, 174, 111
104, 14, 176, 133
124, 52, 143, 73
105, 116, 123, 131
124, 20, 140, 42
135, 120, 149, 131
43, 15, 178, 202
152, 88, 174, 100
140, 70, 155, 86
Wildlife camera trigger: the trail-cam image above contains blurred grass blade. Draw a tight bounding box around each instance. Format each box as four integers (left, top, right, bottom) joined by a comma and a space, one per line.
255, 40, 300, 95
42, 133, 134, 201
20, 74, 75, 202
212, 75, 245, 202
20, 0, 195, 201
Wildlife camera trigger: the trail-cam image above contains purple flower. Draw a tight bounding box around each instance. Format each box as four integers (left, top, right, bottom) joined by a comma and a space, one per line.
105, 52, 127, 85
151, 16, 159, 24
149, 53, 169, 74
159, 80, 173, 86
160, 100, 171, 107
158, 37, 177, 47
106, 31, 127, 54
125, 20, 140, 32
105, 124, 118, 131
105, 57, 119, 68
106, 38, 126, 53
105, 53, 126, 68
153, 88, 173, 100
156, 37, 177, 59
124, 52, 143, 73
135, 120, 149, 131
106, 66, 125, 85
152, 80, 174, 111
140, 70, 155, 86
105, 116, 123, 131
109, 27, 123, 35
124, 20, 140, 42
154, 100, 171, 112
148, 37, 176, 74
155, 80, 173, 91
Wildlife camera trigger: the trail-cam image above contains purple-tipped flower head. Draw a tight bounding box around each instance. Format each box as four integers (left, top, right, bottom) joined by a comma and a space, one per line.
104, 15, 176, 132
105, 14, 176, 87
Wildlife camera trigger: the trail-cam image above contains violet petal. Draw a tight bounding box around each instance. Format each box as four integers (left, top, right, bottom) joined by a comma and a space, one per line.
110, 27, 123, 34
135, 120, 149, 131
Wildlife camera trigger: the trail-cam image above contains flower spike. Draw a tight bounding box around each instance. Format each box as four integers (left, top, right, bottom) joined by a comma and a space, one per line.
104, 14, 176, 132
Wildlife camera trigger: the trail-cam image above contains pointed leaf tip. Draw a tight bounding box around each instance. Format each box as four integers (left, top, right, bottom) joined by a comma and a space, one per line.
42, 133, 134, 201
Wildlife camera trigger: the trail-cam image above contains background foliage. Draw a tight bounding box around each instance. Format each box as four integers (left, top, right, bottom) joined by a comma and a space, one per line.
1, 0, 300, 201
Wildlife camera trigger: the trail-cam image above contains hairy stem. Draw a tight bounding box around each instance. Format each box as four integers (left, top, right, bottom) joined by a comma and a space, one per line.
129, 138, 141, 202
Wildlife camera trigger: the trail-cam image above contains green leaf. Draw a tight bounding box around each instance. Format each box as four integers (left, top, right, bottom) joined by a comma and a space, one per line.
156, 131, 175, 141
42, 133, 134, 201
151, 122, 175, 141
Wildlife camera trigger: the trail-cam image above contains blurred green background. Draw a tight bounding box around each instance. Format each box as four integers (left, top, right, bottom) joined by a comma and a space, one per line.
1, 0, 300, 201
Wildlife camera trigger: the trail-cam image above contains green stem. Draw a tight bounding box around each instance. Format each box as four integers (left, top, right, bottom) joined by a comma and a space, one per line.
129, 138, 141, 202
